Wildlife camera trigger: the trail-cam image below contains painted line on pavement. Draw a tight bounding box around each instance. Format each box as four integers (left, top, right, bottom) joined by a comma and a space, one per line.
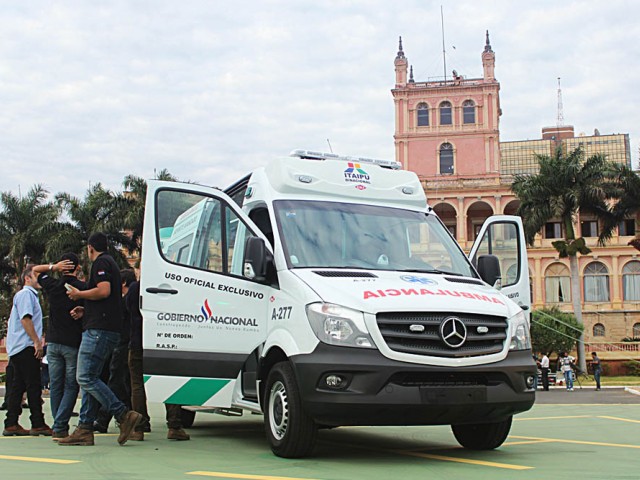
398, 451, 533, 470
502, 439, 556, 446
0, 454, 80, 464
187, 472, 318, 480
510, 435, 640, 449
598, 415, 640, 424
515, 415, 592, 421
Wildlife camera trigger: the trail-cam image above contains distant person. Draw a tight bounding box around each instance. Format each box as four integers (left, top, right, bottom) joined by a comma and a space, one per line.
58, 233, 143, 446
559, 351, 575, 392
540, 353, 550, 391
591, 352, 602, 391
2, 264, 52, 436
33, 254, 85, 439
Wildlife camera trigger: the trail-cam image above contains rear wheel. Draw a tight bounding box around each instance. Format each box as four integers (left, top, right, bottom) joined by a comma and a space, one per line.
264, 362, 317, 458
180, 408, 196, 428
451, 416, 512, 450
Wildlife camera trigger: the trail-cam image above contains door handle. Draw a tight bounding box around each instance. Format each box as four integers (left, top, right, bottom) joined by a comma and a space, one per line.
146, 287, 178, 295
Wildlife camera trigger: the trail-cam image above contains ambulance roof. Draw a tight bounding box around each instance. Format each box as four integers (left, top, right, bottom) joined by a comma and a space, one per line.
252, 150, 427, 209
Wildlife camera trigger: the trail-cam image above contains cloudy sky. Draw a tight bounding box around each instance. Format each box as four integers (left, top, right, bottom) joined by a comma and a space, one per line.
1, 0, 638, 200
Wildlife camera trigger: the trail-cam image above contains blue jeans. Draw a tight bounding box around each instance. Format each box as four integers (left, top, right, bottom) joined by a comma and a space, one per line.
594, 369, 601, 389
76, 329, 127, 428
47, 342, 80, 433
564, 370, 574, 389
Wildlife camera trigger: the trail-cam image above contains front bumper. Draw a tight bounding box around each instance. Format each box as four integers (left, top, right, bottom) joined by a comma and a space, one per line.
290, 345, 536, 427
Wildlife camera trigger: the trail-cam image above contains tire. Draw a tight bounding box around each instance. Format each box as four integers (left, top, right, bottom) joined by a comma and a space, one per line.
451, 416, 512, 450
264, 362, 317, 458
180, 408, 196, 428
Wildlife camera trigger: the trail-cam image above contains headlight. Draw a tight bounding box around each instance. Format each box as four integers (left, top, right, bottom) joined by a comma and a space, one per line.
306, 303, 376, 349
509, 310, 531, 351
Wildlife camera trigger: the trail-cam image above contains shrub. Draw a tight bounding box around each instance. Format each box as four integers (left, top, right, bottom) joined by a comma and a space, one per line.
623, 361, 640, 376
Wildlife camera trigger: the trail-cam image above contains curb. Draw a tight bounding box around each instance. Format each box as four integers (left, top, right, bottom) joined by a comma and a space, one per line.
624, 387, 640, 396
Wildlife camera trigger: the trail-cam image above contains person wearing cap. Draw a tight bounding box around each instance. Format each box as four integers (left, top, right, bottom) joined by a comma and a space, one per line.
33, 253, 85, 439
59, 233, 143, 446
2, 264, 52, 436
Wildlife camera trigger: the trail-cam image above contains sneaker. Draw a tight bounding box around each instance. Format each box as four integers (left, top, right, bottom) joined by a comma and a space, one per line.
30, 424, 53, 436
2, 424, 30, 436
141, 420, 152, 433
129, 430, 144, 441
167, 428, 190, 441
57, 427, 95, 446
117, 410, 143, 445
52, 430, 69, 442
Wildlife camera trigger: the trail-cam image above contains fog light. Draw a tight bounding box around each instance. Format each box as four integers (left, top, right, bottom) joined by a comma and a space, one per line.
326, 375, 345, 388
525, 375, 535, 389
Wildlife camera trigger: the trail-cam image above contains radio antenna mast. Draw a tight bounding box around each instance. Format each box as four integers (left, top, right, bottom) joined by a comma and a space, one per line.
326, 139, 333, 153
556, 77, 564, 127
441, 5, 447, 81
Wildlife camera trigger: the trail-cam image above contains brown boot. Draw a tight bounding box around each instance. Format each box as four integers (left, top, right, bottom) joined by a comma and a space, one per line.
2, 424, 30, 436
52, 430, 69, 442
30, 424, 53, 436
167, 428, 190, 441
117, 410, 143, 445
57, 427, 95, 446
129, 430, 144, 441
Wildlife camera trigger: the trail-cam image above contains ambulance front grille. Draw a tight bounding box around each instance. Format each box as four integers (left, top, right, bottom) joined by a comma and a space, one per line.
376, 312, 508, 358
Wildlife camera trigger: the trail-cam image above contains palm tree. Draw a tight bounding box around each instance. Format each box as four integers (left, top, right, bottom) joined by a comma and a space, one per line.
51, 183, 135, 272
598, 164, 640, 250
0, 184, 60, 275
114, 169, 177, 256
511, 146, 626, 372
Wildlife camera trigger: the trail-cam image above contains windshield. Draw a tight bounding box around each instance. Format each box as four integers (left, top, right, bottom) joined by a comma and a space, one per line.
274, 200, 476, 277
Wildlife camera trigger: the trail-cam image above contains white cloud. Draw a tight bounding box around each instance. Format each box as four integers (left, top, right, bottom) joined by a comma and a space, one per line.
0, 0, 638, 203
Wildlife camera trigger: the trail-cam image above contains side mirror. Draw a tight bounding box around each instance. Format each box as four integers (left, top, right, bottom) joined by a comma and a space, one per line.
243, 236, 272, 282
477, 254, 501, 288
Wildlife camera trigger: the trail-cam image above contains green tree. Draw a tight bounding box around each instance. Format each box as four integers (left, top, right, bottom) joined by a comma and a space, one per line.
50, 183, 135, 272
0, 184, 59, 275
531, 307, 584, 359
598, 164, 640, 249
512, 147, 625, 372
114, 169, 177, 256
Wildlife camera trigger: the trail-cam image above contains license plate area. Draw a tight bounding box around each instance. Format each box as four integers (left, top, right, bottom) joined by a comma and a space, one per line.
419, 386, 488, 405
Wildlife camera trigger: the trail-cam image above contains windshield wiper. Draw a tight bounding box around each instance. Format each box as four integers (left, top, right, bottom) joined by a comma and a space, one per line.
399, 268, 463, 276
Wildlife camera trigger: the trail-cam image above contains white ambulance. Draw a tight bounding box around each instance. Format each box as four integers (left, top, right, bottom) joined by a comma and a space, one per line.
140, 150, 536, 458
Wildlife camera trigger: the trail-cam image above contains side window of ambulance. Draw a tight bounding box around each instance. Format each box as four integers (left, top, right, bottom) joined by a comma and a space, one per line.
157, 189, 255, 276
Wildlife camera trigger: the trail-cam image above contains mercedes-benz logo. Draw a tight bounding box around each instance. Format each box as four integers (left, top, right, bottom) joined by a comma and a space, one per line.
439, 316, 467, 348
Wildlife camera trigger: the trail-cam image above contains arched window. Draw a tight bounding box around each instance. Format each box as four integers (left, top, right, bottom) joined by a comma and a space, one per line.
439, 101, 452, 125
545, 263, 571, 303
622, 261, 640, 301
633, 322, 640, 338
463, 100, 476, 124
593, 323, 605, 337
417, 103, 429, 126
584, 261, 610, 302
439, 143, 454, 175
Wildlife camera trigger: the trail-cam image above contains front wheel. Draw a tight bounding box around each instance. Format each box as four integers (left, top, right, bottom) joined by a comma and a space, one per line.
451, 416, 512, 450
264, 362, 317, 458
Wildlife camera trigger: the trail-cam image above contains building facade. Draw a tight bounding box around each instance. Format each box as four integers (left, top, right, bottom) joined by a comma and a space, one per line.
391, 33, 640, 354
